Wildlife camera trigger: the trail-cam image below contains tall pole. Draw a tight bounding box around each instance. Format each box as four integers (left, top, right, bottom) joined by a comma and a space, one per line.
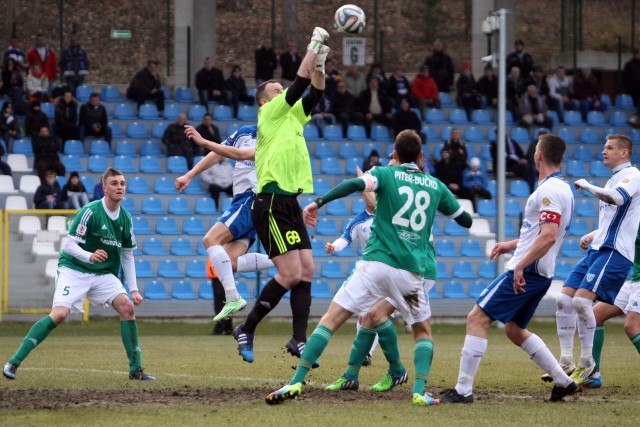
496, 8, 507, 273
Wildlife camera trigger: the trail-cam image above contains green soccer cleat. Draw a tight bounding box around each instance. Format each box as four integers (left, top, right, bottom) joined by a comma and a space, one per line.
213, 298, 247, 322
412, 392, 441, 406
541, 363, 575, 382
325, 375, 359, 391
569, 361, 596, 385
265, 382, 303, 405
371, 370, 408, 392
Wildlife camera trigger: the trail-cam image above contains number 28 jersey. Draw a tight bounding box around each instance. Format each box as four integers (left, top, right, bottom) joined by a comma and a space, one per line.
362, 164, 462, 279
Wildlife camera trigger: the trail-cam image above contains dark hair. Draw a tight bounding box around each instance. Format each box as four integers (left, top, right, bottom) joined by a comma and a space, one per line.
537, 134, 566, 166
255, 79, 277, 105
101, 167, 125, 187
607, 134, 633, 157
90, 92, 100, 99
203, 113, 212, 119
146, 59, 159, 67
394, 130, 422, 164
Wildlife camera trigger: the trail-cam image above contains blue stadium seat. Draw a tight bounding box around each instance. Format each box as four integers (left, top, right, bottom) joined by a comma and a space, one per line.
39, 102, 54, 119
220, 197, 232, 213
142, 237, 166, 255
323, 124, 343, 141
158, 259, 182, 278
139, 103, 159, 120
237, 280, 255, 298
109, 122, 123, 138
126, 121, 149, 138
444, 220, 469, 236
213, 105, 233, 121
477, 200, 496, 217
311, 280, 333, 299
579, 128, 600, 145
156, 217, 180, 235
615, 94, 634, 109
590, 160, 609, 177
63, 140, 84, 155
426, 108, 446, 124
586, 111, 606, 126
600, 94, 612, 108
128, 176, 151, 194
311, 239, 330, 257
480, 144, 492, 161
199, 281, 214, 299
89, 140, 111, 156
573, 145, 593, 162
101, 85, 122, 101
183, 177, 207, 195
509, 180, 530, 197
12, 139, 33, 155
362, 143, 383, 158
440, 126, 453, 142
75, 84, 94, 102
505, 199, 522, 217
436, 261, 451, 279
461, 239, 483, 257
472, 109, 492, 124
567, 160, 587, 177
196, 241, 208, 256
561, 240, 584, 258
505, 220, 518, 237
320, 157, 345, 175
303, 124, 320, 140
610, 110, 628, 126
183, 217, 205, 235
487, 180, 497, 197
141, 196, 166, 214
629, 128, 640, 144
170, 238, 194, 256
154, 176, 177, 194
185, 260, 207, 278
504, 110, 515, 125
429, 285, 443, 300
120, 198, 138, 214
372, 125, 393, 142
347, 125, 368, 141
168, 196, 192, 215
443, 280, 467, 298
61, 154, 86, 172
555, 261, 573, 280
135, 259, 154, 278
463, 126, 485, 142
112, 155, 136, 173
510, 127, 530, 144
432, 220, 443, 236
139, 155, 163, 173
314, 142, 334, 158
321, 260, 343, 279
167, 156, 189, 173
172, 280, 198, 300
237, 105, 257, 121
151, 121, 168, 139
188, 104, 207, 121
344, 157, 361, 173
144, 280, 170, 300
563, 110, 583, 125
174, 87, 195, 102
452, 261, 475, 279
115, 140, 137, 157
568, 219, 588, 237
468, 280, 488, 298
313, 178, 331, 195
163, 104, 182, 121
420, 126, 440, 143
351, 197, 366, 214
449, 108, 469, 124
336, 143, 357, 159
316, 217, 338, 236
438, 92, 453, 107
487, 126, 497, 142
436, 239, 459, 257
326, 199, 348, 215
575, 199, 597, 217
557, 127, 577, 144
478, 261, 496, 279
114, 103, 136, 119
195, 197, 217, 215
141, 140, 162, 157
533, 127, 552, 140
132, 216, 152, 235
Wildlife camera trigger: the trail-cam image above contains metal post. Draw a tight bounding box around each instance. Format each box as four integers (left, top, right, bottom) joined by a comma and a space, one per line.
496, 8, 508, 272
486, 34, 492, 56
187, 26, 191, 88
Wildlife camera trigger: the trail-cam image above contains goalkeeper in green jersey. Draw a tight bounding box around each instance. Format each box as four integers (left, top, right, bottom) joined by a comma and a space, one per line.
265, 129, 473, 406
3, 167, 155, 381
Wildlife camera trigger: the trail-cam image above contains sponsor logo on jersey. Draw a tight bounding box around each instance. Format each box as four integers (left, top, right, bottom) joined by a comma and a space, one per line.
397, 230, 420, 246
100, 233, 122, 247
101, 224, 107, 230
522, 219, 532, 229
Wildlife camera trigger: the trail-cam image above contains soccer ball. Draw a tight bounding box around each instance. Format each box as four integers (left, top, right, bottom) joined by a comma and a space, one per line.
334, 4, 366, 35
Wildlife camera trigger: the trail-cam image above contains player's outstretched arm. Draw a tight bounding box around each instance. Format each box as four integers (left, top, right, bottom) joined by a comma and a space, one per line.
174, 149, 222, 192
489, 239, 519, 260
185, 125, 255, 160
574, 178, 625, 205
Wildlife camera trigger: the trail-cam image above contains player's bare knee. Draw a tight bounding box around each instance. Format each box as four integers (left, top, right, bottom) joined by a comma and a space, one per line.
504, 323, 524, 343
49, 308, 69, 324
624, 317, 640, 337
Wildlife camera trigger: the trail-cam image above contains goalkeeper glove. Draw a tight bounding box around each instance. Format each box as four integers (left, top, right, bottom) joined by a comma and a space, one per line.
315, 45, 330, 74
308, 27, 329, 53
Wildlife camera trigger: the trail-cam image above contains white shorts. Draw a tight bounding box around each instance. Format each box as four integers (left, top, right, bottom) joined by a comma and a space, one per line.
613, 280, 640, 315
333, 260, 433, 324
53, 266, 127, 313
624, 282, 640, 315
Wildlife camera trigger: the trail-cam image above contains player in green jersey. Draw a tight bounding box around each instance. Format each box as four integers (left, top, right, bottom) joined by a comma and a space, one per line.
264, 129, 473, 406
3, 167, 155, 381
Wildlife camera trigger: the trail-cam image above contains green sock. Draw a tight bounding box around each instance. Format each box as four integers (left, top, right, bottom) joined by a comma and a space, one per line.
593, 324, 605, 373
344, 326, 377, 380
375, 319, 405, 376
120, 320, 142, 373
290, 324, 333, 385
9, 316, 57, 365
412, 339, 434, 394
631, 333, 640, 353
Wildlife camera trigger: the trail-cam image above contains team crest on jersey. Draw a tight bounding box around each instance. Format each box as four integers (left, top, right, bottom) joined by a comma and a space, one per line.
542, 197, 551, 206
77, 224, 87, 237
586, 273, 595, 283
397, 230, 420, 246
622, 179, 630, 184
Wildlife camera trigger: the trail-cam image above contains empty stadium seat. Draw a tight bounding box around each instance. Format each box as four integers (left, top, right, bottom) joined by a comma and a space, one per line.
167, 156, 189, 174
183, 217, 205, 235
18, 215, 41, 240
510, 127, 530, 144
321, 260, 343, 278
555, 261, 573, 280
345, 157, 360, 173
314, 142, 334, 158
114, 103, 136, 119
188, 104, 207, 121
142, 237, 167, 255
61, 154, 87, 172
168, 196, 192, 215
468, 280, 488, 298
170, 238, 194, 256
436, 261, 451, 279
101, 85, 122, 101
213, 105, 233, 121
505, 199, 522, 217
156, 217, 180, 235
75, 84, 94, 102
139, 155, 163, 173
132, 216, 152, 235
316, 217, 338, 236
115, 140, 137, 156
326, 199, 348, 215
575, 199, 597, 217
436, 239, 459, 257
478, 261, 496, 279
610, 110, 628, 126
12, 139, 33, 156
573, 145, 594, 162
126, 121, 149, 138
185, 260, 207, 278
420, 126, 440, 143
144, 280, 170, 299
89, 140, 111, 156
139, 103, 159, 120
158, 259, 182, 278
567, 160, 587, 177
336, 143, 357, 159
163, 104, 182, 120
127, 176, 151, 194
199, 281, 214, 299
63, 139, 85, 155
472, 109, 492, 124
322, 125, 343, 141
303, 124, 320, 140
561, 240, 584, 258
590, 160, 608, 177
557, 127, 577, 144
426, 108, 446, 124
18, 174, 42, 194
509, 180, 530, 197
463, 126, 485, 142
586, 111, 606, 126
371, 124, 393, 142
6, 154, 31, 173
347, 125, 368, 141
311, 280, 333, 299
172, 280, 198, 300
154, 176, 177, 194
112, 155, 136, 173
440, 126, 453, 141
135, 259, 154, 278
449, 108, 468, 124
563, 111, 583, 125
141, 196, 166, 214
444, 220, 468, 236
0, 175, 17, 193
568, 219, 588, 237
615, 94, 634, 109
351, 197, 366, 214
452, 261, 475, 279
183, 177, 207, 195
237, 105, 257, 121
320, 157, 345, 175
174, 87, 195, 102
477, 200, 497, 217
443, 280, 467, 298
461, 239, 484, 257
195, 197, 217, 215
109, 122, 123, 138
579, 128, 599, 145
438, 92, 453, 107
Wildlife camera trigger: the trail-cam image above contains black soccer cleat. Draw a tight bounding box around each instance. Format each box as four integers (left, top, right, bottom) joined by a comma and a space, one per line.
440, 388, 474, 403
285, 338, 320, 369
3, 362, 18, 380
549, 381, 580, 402
129, 368, 156, 381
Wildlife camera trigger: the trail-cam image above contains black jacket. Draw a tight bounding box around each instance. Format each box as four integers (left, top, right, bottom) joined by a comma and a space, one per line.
254, 46, 277, 81
195, 67, 226, 92
34, 182, 60, 207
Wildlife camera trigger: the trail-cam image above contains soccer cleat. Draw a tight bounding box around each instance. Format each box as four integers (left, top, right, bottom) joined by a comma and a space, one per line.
233, 324, 254, 363
371, 370, 408, 392
569, 361, 596, 385
439, 388, 474, 404
265, 382, 303, 405
3, 362, 18, 380
311, 27, 330, 44
285, 338, 319, 369
582, 374, 603, 389
213, 297, 247, 322
129, 368, 156, 380
412, 392, 441, 406
362, 353, 372, 367
541, 363, 575, 382
325, 375, 359, 391
549, 381, 580, 401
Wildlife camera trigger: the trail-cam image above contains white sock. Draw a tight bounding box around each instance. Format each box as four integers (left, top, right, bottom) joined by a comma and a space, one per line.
521, 334, 572, 387
556, 293, 576, 365
206, 245, 239, 301
573, 296, 596, 367
236, 252, 274, 272
455, 335, 487, 396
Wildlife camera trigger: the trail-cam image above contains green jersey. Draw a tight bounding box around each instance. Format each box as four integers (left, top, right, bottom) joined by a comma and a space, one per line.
632, 226, 640, 282
362, 164, 461, 279
255, 88, 313, 194
59, 199, 136, 276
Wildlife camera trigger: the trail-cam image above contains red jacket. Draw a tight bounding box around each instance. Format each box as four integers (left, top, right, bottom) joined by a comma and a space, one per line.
411, 75, 439, 101
27, 46, 57, 81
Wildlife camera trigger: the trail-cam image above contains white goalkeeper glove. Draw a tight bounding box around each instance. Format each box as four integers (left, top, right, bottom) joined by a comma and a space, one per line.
308, 27, 329, 53
315, 45, 330, 74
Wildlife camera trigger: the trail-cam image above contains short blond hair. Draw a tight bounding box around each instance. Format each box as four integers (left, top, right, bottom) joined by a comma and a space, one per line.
101, 167, 125, 187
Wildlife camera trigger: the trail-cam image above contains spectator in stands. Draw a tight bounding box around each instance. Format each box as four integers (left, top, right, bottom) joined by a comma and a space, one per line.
359, 77, 393, 138
207, 260, 232, 335
361, 149, 382, 173
25, 100, 49, 139
623, 49, 640, 109
54, 89, 79, 150
3, 35, 27, 69
463, 157, 492, 211
391, 98, 421, 138
435, 147, 474, 201
93, 182, 104, 201
424, 39, 454, 93
33, 125, 65, 182
506, 39, 534, 78
162, 112, 195, 168
33, 170, 61, 209
506, 66, 526, 120
573, 65, 607, 121
331, 80, 363, 138
524, 66, 551, 104
26, 63, 49, 102
200, 156, 233, 211
225, 65, 254, 118
490, 136, 535, 193
1, 58, 26, 111
254, 40, 277, 85
456, 61, 481, 121
0, 101, 20, 147
324, 59, 341, 99
59, 171, 89, 209
548, 66, 579, 123
0, 149, 11, 176
411, 65, 441, 120
518, 84, 554, 130
477, 65, 498, 109
26, 34, 56, 94
365, 62, 388, 91
311, 95, 336, 138
195, 57, 228, 109
195, 113, 222, 145
279, 41, 301, 87
388, 66, 413, 108
126, 60, 164, 116
59, 35, 89, 96
78, 92, 112, 145
444, 128, 468, 167
343, 63, 366, 97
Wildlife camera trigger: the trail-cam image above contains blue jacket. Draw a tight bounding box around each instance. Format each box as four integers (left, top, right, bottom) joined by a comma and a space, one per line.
463, 168, 488, 190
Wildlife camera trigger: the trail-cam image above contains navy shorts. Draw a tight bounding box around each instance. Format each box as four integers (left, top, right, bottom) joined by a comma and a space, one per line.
217, 191, 257, 243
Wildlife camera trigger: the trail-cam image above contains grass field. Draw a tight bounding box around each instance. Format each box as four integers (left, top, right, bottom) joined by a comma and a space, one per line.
1, 319, 639, 426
